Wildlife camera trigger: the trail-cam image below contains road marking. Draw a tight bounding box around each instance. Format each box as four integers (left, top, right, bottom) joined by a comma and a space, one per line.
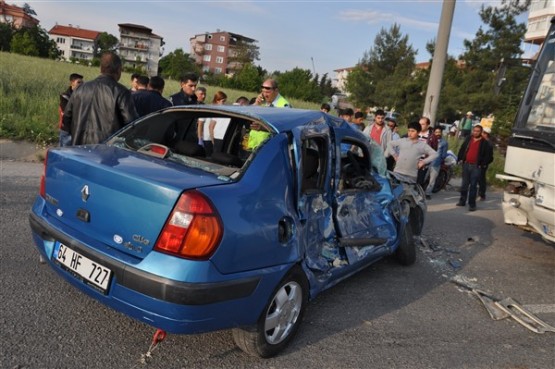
523, 304, 555, 314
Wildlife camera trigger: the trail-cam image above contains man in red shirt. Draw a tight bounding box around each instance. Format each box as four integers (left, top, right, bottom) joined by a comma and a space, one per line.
456, 125, 493, 211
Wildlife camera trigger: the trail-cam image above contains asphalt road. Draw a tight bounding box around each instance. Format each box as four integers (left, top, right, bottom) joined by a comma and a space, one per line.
1, 160, 554, 369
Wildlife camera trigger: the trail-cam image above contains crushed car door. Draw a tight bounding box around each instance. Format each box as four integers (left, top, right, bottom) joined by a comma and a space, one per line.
332, 136, 397, 264
292, 121, 340, 273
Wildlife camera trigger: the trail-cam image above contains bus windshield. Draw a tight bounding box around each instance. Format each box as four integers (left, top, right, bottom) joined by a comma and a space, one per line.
518, 28, 555, 133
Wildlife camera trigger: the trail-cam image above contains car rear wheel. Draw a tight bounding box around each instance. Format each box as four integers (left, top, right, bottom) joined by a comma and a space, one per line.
394, 222, 416, 266
232, 266, 308, 358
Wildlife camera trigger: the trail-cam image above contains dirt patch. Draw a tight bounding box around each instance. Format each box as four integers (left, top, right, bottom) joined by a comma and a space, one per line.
0, 139, 50, 162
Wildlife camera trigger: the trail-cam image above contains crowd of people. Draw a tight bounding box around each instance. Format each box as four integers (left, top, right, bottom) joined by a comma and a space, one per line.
58, 51, 494, 212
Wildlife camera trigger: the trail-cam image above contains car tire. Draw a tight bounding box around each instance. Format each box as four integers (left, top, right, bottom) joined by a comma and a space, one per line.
394, 222, 416, 266
232, 266, 308, 358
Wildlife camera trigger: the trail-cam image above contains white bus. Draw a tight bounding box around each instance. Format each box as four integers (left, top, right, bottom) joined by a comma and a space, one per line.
496, 18, 555, 243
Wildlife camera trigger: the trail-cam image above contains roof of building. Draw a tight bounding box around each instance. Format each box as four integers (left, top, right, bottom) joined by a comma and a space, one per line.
190, 30, 256, 43
0, 1, 39, 25
49, 24, 101, 40
118, 23, 153, 33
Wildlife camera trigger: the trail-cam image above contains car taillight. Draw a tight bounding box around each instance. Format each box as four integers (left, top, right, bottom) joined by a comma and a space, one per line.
39, 150, 49, 198
154, 191, 223, 259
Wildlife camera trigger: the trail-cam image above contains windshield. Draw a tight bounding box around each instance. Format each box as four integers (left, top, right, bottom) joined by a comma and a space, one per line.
517, 26, 555, 133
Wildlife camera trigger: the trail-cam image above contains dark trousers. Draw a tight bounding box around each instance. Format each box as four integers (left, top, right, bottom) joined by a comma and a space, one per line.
459, 163, 481, 206
478, 165, 489, 198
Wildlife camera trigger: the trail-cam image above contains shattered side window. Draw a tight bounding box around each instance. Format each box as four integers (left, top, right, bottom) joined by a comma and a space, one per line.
301, 138, 326, 193
339, 140, 382, 192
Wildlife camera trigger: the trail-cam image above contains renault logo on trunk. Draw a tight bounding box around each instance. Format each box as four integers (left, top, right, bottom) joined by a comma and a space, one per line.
81, 185, 90, 202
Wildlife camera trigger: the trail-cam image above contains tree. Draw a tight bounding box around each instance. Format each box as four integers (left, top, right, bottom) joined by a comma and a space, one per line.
158, 48, 200, 80
232, 63, 263, 92
277, 68, 319, 102
227, 39, 260, 74
346, 23, 416, 112
96, 32, 119, 54
459, 0, 531, 134
10, 26, 58, 58
0, 23, 14, 51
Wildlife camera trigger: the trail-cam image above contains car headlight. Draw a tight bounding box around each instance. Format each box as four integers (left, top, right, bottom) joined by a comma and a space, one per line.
509, 198, 521, 208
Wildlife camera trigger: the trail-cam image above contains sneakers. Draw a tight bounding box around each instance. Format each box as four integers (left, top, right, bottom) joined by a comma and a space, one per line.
456, 202, 465, 206
469, 205, 477, 211
425, 195, 431, 200
479, 196, 486, 201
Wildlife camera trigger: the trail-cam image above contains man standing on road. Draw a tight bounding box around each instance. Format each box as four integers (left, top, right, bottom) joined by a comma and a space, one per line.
425, 126, 448, 200
170, 73, 199, 106
456, 125, 493, 211
384, 121, 438, 182
62, 52, 137, 146
254, 79, 291, 107
478, 126, 494, 201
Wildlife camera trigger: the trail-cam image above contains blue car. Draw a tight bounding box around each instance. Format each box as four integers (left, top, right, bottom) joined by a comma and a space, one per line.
30, 106, 426, 357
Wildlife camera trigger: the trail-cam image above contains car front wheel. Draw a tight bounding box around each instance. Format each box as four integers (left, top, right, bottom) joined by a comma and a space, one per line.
232, 266, 308, 358
394, 222, 416, 266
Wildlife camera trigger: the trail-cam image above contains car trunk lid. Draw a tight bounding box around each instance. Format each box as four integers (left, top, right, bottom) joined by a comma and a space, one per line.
42, 145, 225, 260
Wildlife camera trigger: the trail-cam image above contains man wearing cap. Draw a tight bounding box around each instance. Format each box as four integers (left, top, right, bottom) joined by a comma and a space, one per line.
459, 111, 474, 138
478, 127, 494, 200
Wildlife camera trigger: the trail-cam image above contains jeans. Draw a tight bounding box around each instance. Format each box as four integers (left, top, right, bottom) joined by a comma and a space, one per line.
478, 165, 489, 198
59, 130, 71, 147
425, 165, 440, 195
459, 163, 481, 206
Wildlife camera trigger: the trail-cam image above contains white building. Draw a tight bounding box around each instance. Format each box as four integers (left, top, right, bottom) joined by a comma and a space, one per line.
525, 0, 555, 45
118, 23, 163, 76
48, 24, 100, 62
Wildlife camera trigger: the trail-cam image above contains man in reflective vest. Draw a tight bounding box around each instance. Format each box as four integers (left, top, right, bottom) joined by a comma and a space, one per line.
254, 79, 291, 108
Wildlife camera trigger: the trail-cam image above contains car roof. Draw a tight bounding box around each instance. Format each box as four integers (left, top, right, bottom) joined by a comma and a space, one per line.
161, 105, 338, 133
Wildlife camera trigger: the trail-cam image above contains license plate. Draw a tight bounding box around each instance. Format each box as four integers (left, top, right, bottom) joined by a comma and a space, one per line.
54, 243, 112, 293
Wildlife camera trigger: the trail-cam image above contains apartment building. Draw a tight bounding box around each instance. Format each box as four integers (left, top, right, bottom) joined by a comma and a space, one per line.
48, 24, 100, 62
525, 0, 555, 45
189, 30, 257, 75
0, 0, 39, 29
118, 23, 163, 76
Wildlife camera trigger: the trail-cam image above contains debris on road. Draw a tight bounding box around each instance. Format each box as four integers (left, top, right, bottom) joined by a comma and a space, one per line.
451, 275, 555, 334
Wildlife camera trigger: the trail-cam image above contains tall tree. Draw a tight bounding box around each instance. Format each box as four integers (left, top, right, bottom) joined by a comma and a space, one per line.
96, 32, 119, 54
459, 0, 531, 134
227, 39, 260, 74
10, 25, 58, 58
346, 23, 416, 112
158, 48, 200, 80
277, 68, 323, 103
0, 23, 14, 51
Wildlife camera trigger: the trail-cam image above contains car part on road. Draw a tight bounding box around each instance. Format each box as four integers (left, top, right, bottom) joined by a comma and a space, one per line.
496, 298, 555, 334
452, 276, 555, 334
140, 328, 167, 364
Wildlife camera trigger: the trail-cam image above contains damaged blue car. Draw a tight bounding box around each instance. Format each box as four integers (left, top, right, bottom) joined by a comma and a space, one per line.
29, 106, 426, 357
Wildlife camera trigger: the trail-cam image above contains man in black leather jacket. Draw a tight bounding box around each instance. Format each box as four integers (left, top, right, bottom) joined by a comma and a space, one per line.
62, 52, 138, 145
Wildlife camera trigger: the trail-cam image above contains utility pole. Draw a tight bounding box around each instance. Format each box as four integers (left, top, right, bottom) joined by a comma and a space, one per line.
422, 0, 456, 126
311, 57, 316, 76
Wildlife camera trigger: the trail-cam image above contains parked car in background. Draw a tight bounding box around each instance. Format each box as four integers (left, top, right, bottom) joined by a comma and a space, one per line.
30, 106, 426, 357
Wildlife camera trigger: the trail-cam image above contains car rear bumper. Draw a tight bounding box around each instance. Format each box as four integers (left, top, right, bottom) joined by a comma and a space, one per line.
29, 207, 290, 334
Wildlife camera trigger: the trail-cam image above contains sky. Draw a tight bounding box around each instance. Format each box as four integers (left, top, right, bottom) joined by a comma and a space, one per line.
25, 0, 531, 78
